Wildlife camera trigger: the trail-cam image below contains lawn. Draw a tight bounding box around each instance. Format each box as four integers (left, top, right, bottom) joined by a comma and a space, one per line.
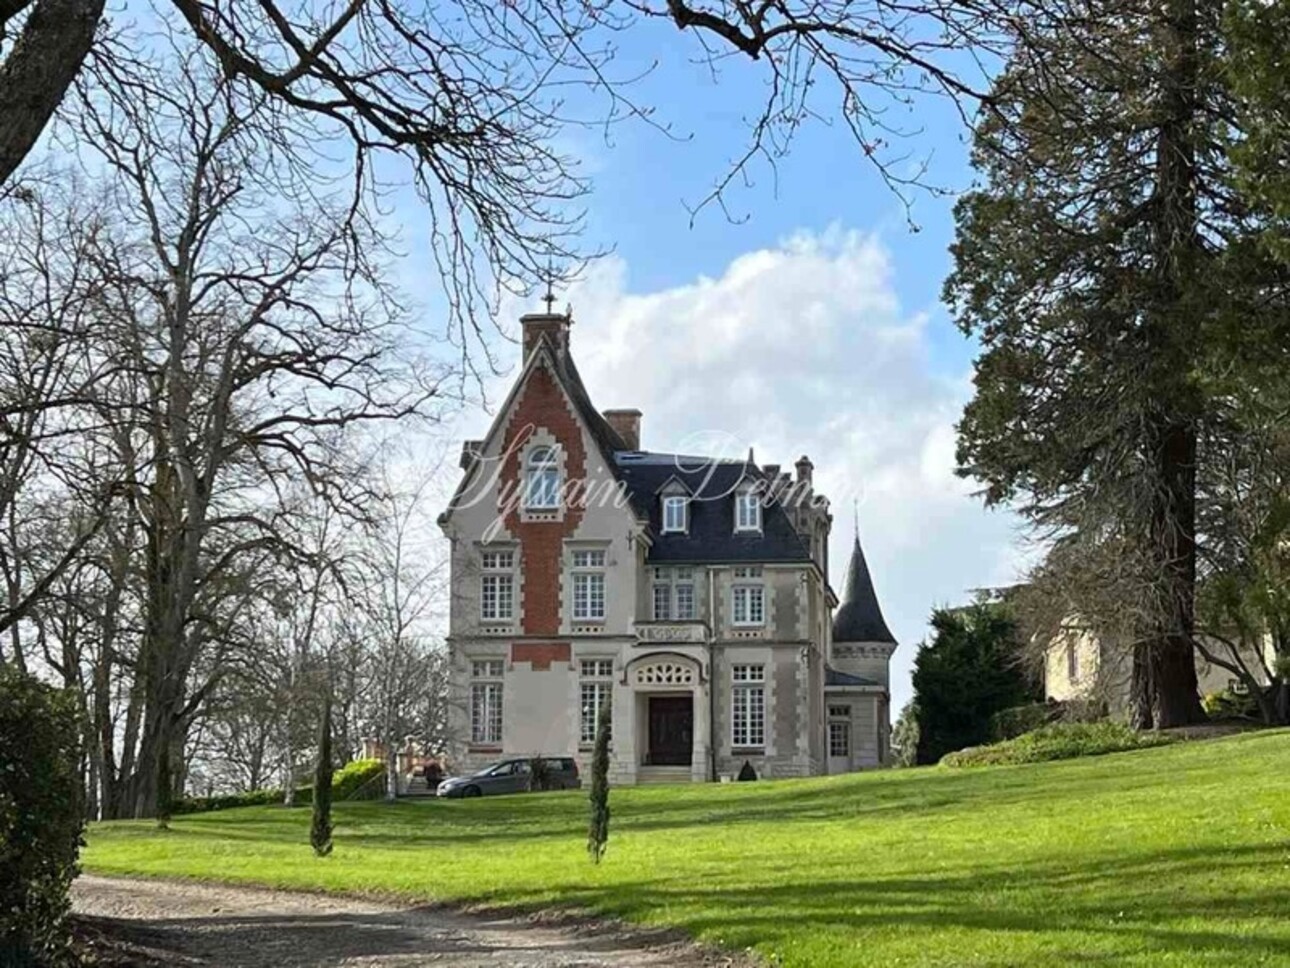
85, 730, 1290, 967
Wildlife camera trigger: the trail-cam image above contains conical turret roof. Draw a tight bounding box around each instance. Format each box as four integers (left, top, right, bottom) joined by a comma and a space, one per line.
832, 531, 896, 644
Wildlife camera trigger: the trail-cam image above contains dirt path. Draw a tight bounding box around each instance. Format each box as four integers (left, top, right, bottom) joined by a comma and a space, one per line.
71, 875, 747, 967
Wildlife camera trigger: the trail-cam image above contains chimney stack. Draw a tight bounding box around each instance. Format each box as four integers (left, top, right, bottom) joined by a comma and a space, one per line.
795, 454, 814, 485
603, 409, 642, 450
521, 309, 571, 362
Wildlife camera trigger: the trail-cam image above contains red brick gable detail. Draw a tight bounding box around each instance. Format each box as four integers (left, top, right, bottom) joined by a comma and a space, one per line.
511, 641, 572, 671
498, 364, 588, 635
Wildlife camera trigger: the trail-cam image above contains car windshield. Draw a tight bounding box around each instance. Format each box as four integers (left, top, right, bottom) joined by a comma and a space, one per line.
478, 762, 516, 776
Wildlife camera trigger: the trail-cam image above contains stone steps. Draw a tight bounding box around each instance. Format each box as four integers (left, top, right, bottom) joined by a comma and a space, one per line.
635, 766, 694, 785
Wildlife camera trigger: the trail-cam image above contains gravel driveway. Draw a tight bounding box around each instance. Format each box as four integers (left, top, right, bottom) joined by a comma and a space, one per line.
71, 875, 747, 967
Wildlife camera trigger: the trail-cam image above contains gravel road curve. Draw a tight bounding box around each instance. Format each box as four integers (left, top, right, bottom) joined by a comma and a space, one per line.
71, 875, 748, 967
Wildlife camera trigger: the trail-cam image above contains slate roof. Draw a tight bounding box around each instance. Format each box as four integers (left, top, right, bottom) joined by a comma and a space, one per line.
824, 666, 880, 688
612, 452, 814, 565
832, 534, 896, 644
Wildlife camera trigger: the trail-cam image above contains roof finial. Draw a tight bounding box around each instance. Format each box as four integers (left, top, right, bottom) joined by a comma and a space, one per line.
853, 498, 860, 543
542, 262, 556, 314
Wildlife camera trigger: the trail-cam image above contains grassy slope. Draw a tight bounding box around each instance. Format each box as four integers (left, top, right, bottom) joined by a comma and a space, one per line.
85, 731, 1290, 967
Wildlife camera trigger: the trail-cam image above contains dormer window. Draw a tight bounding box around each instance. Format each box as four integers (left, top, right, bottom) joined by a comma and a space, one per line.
735, 490, 762, 532
662, 495, 688, 533
524, 446, 560, 509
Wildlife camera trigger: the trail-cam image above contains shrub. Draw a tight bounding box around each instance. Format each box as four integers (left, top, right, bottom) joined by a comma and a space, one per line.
1202, 689, 1259, 720
587, 700, 611, 864
331, 759, 385, 800
311, 699, 333, 857
941, 722, 1173, 768
173, 759, 385, 815
0, 667, 85, 967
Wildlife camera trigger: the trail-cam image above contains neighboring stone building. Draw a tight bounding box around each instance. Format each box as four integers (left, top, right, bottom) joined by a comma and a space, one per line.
1043, 627, 1274, 715
438, 305, 896, 783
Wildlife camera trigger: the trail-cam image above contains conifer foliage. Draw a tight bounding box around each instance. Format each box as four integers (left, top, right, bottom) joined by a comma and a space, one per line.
311, 694, 334, 858
587, 699, 611, 864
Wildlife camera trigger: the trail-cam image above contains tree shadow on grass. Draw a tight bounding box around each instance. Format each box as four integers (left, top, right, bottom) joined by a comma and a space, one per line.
467, 841, 1290, 966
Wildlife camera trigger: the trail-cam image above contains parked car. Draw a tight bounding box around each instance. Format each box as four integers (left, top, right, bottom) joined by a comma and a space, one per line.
436, 756, 580, 798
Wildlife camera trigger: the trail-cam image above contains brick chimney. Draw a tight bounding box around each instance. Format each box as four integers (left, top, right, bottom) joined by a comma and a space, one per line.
603, 409, 642, 450
795, 454, 814, 485
522, 310, 571, 362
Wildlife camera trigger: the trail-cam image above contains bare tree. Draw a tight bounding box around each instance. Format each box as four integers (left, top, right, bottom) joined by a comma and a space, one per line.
4, 46, 454, 817
351, 465, 448, 801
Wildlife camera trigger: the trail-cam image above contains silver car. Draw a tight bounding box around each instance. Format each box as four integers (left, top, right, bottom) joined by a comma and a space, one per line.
436, 757, 580, 798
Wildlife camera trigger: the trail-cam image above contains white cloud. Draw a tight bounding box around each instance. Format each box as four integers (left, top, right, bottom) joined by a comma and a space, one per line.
458, 227, 1027, 711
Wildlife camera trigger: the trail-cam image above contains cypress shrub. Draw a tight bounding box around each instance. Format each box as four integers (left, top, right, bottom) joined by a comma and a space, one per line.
310, 696, 334, 857
587, 699, 611, 864
0, 666, 85, 966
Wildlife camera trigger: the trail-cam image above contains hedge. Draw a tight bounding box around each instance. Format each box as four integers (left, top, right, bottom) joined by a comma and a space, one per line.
941, 722, 1173, 768
174, 758, 386, 814
0, 666, 84, 967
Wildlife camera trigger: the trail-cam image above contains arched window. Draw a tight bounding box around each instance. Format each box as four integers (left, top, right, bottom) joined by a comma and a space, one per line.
524, 446, 560, 509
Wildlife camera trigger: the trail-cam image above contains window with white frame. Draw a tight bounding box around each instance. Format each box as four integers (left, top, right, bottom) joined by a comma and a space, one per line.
651, 566, 697, 620
579, 659, 614, 744
572, 548, 606, 621
735, 489, 762, 532
479, 550, 514, 621
731, 664, 766, 747
662, 495, 688, 533
732, 580, 765, 626
470, 659, 504, 744
524, 446, 560, 509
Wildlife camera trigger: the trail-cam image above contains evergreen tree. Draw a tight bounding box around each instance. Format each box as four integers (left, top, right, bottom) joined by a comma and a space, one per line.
311, 693, 334, 858
944, 0, 1280, 727
912, 604, 1039, 764
587, 699, 611, 864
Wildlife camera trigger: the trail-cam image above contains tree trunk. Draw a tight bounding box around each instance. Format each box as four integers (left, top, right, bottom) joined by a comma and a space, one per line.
1142, 0, 1205, 728
0, 0, 105, 187
1129, 642, 1154, 730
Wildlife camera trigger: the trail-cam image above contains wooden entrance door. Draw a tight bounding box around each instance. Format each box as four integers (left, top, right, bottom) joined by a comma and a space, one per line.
647, 696, 693, 766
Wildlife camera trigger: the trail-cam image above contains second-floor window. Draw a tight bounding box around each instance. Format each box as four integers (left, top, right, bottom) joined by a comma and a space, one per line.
662, 495, 688, 533
480, 550, 514, 621
652, 566, 696, 620
524, 446, 560, 509
732, 567, 764, 626
572, 549, 606, 621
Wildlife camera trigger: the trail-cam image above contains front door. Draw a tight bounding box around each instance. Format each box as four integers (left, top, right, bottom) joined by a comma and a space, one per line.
648, 695, 693, 766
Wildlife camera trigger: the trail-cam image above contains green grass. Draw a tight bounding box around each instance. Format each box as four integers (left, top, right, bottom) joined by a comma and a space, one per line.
85, 731, 1290, 967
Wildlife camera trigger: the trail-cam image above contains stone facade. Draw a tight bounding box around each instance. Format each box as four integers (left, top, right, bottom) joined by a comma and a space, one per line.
439, 307, 896, 782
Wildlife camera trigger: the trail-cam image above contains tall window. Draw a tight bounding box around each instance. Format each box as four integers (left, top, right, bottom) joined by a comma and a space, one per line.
572, 549, 606, 621
662, 495, 688, 533
828, 704, 851, 758
470, 659, 504, 744
731, 664, 766, 747
732, 568, 764, 626
735, 490, 762, 532
1065, 641, 1080, 682
480, 550, 514, 621
651, 566, 697, 620
579, 659, 614, 744
524, 446, 560, 509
